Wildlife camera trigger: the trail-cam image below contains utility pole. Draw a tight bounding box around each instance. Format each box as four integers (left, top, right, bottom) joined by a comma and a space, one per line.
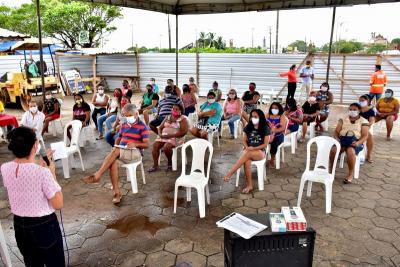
268, 26, 272, 54
275, 10, 279, 54
251, 28, 254, 48
130, 24, 134, 50
159, 34, 162, 51
326, 6, 336, 82
168, 14, 172, 52
35, 0, 45, 103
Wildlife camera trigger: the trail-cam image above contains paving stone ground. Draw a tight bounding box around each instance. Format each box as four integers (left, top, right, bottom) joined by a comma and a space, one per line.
0, 96, 399, 267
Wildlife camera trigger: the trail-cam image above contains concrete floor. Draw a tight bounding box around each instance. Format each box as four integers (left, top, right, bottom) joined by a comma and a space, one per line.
0, 95, 399, 267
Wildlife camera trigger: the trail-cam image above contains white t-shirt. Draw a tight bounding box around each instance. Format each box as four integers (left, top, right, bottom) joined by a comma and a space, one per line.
300, 66, 314, 85
21, 111, 45, 139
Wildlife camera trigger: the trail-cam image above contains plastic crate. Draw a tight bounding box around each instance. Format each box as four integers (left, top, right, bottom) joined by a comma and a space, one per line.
224, 214, 316, 267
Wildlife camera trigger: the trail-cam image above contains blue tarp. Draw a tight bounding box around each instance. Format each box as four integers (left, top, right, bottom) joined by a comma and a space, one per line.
0, 41, 17, 52
0, 42, 63, 54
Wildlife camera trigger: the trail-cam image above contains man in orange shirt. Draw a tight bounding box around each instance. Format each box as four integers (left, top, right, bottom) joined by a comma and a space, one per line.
369, 65, 387, 102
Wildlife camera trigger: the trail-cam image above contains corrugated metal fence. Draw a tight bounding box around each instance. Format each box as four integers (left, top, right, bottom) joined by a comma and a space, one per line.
1, 53, 399, 104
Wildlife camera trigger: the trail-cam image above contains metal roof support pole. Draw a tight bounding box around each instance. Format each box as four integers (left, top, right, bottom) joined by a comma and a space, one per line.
275, 10, 279, 54
175, 14, 179, 85
35, 0, 46, 102
326, 6, 336, 82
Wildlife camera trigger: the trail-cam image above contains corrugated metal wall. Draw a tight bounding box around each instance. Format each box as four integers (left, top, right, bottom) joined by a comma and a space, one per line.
0, 55, 54, 74
2, 53, 399, 104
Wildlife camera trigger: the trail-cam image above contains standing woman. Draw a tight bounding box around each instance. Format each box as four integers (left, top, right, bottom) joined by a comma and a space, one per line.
1, 127, 64, 266
266, 102, 288, 168
359, 94, 376, 162
279, 64, 297, 102
223, 109, 271, 194
91, 85, 109, 128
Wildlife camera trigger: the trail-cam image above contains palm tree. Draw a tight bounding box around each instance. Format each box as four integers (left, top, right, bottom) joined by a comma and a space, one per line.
198, 32, 207, 48
215, 36, 226, 49
208, 32, 216, 48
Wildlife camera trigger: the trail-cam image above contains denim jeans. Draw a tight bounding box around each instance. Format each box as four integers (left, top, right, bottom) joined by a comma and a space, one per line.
270, 134, 284, 155
14, 213, 65, 267
92, 108, 106, 128
219, 114, 240, 136
105, 131, 119, 147
97, 114, 116, 135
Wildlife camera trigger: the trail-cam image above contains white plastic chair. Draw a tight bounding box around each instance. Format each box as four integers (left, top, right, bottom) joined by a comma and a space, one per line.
49, 99, 63, 137
235, 153, 267, 191
297, 136, 341, 214
79, 104, 96, 147
339, 146, 364, 179
121, 158, 146, 194
275, 130, 299, 168
61, 120, 85, 179
0, 221, 12, 267
188, 112, 198, 129
298, 121, 316, 140
266, 118, 289, 169
206, 125, 220, 148
158, 143, 185, 171
221, 119, 242, 139
173, 139, 213, 218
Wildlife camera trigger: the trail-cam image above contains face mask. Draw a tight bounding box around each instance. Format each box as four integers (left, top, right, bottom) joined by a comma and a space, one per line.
229, 94, 235, 99
126, 116, 136, 124
306, 65, 311, 68
150, 81, 155, 85
164, 93, 172, 98
207, 99, 215, 104
249, 86, 255, 91
75, 99, 82, 105
320, 86, 328, 92
121, 99, 128, 108
45, 95, 52, 100
359, 101, 368, 107
349, 110, 359, 118
308, 96, 316, 102
98, 90, 104, 95
271, 109, 279, 115
29, 107, 38, 113
147, 89, 153, 93
171, 110, 180, 117
119, 115, 127, 123
384, 93, 392, 98
251, 118, 259, 125
114, 92, 121, 98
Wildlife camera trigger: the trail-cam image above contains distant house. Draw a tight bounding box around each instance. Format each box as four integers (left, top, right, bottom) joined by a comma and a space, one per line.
370, 32, 389, 45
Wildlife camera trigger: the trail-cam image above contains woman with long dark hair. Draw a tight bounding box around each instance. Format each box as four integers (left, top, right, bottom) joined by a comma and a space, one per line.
0, 127, 64, 266
279, 64, 297, 102
266, 102, 288, 168
223, 109, 271, 193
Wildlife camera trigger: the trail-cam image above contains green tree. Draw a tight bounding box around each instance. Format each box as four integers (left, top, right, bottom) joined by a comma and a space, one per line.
198, 32, 207, 48
321, 40, 364, 54
0, 0, 122, 49
0, 6, 11, 28
391, 38, 400, 45
288, 40, 307, 53
207, 32, 216, 48
215, 36, 226, 49
366, 43, 389, 54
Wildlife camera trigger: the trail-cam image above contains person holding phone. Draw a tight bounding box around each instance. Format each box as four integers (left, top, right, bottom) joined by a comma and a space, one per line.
0, 126, 64, 266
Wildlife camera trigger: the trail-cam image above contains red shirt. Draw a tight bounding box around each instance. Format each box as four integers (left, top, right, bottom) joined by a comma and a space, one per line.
280, 70, 297, 83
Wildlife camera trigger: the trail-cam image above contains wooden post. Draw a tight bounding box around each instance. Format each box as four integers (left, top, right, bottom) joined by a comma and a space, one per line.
340, 55, 346, 104
92, 55, 97, 93
135, 51, 140, 91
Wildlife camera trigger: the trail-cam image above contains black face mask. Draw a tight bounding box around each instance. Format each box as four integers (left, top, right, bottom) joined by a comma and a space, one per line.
147, 89, 153, 93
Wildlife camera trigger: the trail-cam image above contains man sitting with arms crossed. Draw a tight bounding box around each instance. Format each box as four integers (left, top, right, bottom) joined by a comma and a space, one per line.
84, 104, 149, 204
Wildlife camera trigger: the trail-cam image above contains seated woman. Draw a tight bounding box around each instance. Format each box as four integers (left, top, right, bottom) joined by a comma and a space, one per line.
300, 91, 320, 142
266, 102, 288, 168
105, 95, 132, 147
42, 90, 60, 135
315, 82, 333, 131
181, 84, 197, 116
138, 84, 159, 125
219, 89, 242, 139
330, 103, 369, 184
241, 83, 260, 124
84, 104, 149, 204
284, 98, 303, 134
96, 88, 122, 140
375, 89, 399, 140
91, 85, 109, 128
223, 109, 270, 193
359, 94, 375, 163
190, 92, 222, 140
149, 104, 188, 172
67, 94, 90, 140
121, 79, 132, 96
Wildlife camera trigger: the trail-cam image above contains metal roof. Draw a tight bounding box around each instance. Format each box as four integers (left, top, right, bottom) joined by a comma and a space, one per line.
10, 38, 54, 51
82, 0, 398, 14
0, 28, 30, 41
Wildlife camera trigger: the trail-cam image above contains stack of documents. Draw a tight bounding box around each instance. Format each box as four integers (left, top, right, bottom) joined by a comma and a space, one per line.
216, 213, 267, 239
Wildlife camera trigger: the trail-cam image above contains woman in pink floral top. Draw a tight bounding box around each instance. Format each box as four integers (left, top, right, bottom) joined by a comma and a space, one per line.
0, 127, 64, 266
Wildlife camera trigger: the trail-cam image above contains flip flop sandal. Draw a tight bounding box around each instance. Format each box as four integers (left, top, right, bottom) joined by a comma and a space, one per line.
96, 136, 104, 140
343, 178, 353, 184
241, 187, 254, 194
147, 167, 158, 173
83, 175, 99, 184
112, 194, 122, 204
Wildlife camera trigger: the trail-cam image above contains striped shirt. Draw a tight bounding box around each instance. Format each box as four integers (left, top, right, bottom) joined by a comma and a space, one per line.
119, 120, 149, 146
158, 96, 183, 117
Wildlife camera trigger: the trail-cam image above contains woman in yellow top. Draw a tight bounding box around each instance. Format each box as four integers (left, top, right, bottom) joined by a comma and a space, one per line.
330, 103, 369, 184
376, 89, 399, 140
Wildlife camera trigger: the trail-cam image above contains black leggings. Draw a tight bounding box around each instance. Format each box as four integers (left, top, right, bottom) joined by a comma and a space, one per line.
14, 213, 65, 267
92, 107, 106, 127
286, 82, 297, 102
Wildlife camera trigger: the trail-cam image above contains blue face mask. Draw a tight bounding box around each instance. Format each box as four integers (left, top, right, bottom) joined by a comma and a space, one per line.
384, 93, 392, 98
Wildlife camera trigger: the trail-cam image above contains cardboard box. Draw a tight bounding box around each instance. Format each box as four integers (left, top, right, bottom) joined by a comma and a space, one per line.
281, 207, 307, 231
269, 213, 287, 232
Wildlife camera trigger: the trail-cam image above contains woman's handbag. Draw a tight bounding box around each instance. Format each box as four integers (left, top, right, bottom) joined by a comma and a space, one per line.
119, 147, 141, 163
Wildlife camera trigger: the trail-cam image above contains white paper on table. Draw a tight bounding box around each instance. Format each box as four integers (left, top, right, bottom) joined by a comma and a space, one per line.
50, 142, 68, 160
216, 212, 268, 239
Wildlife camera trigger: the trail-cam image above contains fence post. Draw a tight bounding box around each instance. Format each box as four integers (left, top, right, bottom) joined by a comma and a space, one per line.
196, 50, 200, 89
340, 55, 346, 104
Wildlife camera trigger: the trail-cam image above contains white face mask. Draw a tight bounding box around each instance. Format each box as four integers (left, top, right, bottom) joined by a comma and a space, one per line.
150, 81, 155, 85
45, 95, 52, 100
119, 115, 127, 124
308, 96, 316, 102
29, 107, 38, 113
384, 93, 392, 98
164, 93, 172, 98
271, 109, 279, 115
320, 86, 328, 92
98, 89, 104, 95
359, 101, 368, 107
349, 110, 359, 118
251, 118, 260, 125
229, 94, 235, 99
126, 116, 136, 124
207, 99, 215, 104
